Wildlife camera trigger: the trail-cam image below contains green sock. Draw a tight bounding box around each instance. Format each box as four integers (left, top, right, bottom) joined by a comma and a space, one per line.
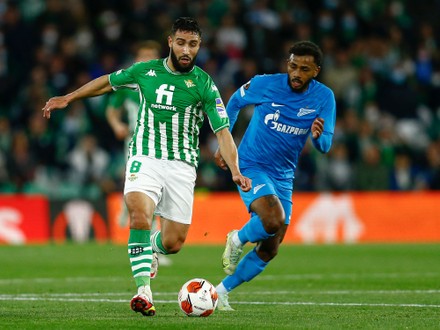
128, 229, 152, 288
151, 230, 168, 255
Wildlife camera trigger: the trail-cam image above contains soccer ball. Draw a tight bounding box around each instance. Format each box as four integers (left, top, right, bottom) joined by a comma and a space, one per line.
178, 278, 218, 317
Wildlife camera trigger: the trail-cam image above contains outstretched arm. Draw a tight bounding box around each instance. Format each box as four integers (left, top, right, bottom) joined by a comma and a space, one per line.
215, 128, 251, 192
42, 75, 113, 119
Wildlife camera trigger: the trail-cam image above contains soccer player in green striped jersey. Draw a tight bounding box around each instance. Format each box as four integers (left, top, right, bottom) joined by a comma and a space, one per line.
106, 40, 174, 268
42, 17, 251, 317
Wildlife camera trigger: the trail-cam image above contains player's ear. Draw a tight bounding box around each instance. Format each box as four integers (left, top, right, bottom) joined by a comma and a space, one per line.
314, 66, 321, 78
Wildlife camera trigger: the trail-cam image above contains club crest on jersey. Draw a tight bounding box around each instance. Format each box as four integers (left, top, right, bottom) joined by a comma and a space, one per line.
215, 98, 228, 118
185, 79, 195, 88
297, 107, 316, 117
128, 174, 138, 181
264, 110, 309, 135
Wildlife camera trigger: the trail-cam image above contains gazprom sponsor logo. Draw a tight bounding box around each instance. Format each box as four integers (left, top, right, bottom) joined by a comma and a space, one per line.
264, 110, 309, 135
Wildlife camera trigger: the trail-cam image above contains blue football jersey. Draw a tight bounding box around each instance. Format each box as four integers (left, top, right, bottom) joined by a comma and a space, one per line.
227, 73, 336, 180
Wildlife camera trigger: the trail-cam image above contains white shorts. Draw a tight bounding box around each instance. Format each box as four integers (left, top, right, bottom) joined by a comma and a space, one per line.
124, 155, 196, 224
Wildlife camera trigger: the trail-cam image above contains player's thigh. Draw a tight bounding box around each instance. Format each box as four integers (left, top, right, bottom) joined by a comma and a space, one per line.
251, 195, 284, 218
243, 169, 292, 226
124, 191, 156, 229
124, 156, 166, 228
240, 167, 292, 219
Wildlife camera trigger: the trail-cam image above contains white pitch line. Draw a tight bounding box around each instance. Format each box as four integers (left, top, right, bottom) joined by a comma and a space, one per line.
0, 272, 438, 285
0, 296, 438, 309
233, 289, 440, 295
0, 292, 177, 297
0, 277, 128, 285
257, 272, 440, 280
1, 289, 439, 298
233, 301, 440, 308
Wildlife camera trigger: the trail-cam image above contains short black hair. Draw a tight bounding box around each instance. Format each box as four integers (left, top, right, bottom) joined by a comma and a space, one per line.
288, 41, 323, 67
171, 17, 202, 37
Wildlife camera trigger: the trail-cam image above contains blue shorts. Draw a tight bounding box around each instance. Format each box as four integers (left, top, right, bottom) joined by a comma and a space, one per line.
238, 167, 293, 225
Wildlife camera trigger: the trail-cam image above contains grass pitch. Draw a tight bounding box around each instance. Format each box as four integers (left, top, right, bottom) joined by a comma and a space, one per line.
0, 243, 439, 329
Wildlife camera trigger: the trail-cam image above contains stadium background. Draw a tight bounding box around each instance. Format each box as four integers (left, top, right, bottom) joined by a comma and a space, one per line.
0, 0, 439, 244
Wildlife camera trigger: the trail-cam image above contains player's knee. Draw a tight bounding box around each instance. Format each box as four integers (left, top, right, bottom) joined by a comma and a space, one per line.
256, 197, 285, 235
161, 238, 184, 254
256, 246, 279, 262
128, 209, 152, 229
261, 213, 285, 235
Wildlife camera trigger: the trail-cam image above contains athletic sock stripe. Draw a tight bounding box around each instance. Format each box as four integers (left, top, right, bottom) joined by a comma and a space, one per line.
130, 255, 153, 263
130, 258, 152, 267
132, 263, 150, 272
128, 243, 150, 247
134, 271, 150, 278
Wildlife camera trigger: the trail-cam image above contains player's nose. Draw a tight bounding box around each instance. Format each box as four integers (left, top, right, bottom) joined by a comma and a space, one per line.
182, 45, 189, 54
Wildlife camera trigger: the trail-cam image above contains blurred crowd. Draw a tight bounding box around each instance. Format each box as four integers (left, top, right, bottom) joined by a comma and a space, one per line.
1, 0, 440, 199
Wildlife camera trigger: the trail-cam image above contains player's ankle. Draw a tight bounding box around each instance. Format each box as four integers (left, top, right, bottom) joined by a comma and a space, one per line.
232, 232, 243, 247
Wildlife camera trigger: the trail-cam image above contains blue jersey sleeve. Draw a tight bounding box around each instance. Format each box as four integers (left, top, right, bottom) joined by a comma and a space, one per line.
311, 89, 336, 153
312, 131, 333, 153
226, 76, 266, 130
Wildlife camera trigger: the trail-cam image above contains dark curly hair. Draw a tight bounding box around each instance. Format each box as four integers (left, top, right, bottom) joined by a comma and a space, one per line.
171, 17, 202, 37
288, 41, 323, 67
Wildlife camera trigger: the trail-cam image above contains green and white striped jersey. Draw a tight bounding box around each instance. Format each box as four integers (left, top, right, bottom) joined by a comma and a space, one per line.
109, 58, 229, 168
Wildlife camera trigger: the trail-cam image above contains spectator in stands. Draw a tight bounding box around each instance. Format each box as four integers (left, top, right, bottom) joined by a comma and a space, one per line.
422, 140, 440, 189
67, 134, 111, 198
353, 143, 390, 191
390, 148, 424, 191
6, 131, 37, 192
320, 142, 353, 191
1, 1, 440, 193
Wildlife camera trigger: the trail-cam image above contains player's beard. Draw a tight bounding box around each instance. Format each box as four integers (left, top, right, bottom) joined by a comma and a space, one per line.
289, 77, 311, 93
170, 47, 197, 73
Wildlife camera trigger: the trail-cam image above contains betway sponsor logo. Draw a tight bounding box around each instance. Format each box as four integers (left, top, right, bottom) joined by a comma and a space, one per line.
150, 103, 177, 111
264, 110, 309, 135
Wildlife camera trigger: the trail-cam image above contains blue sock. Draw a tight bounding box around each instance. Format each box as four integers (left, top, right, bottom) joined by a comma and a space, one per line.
238, 214, 274, 244
222, 248, 268, 291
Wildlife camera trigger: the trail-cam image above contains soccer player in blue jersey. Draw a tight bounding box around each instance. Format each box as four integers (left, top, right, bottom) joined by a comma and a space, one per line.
214, 41, 336, 310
